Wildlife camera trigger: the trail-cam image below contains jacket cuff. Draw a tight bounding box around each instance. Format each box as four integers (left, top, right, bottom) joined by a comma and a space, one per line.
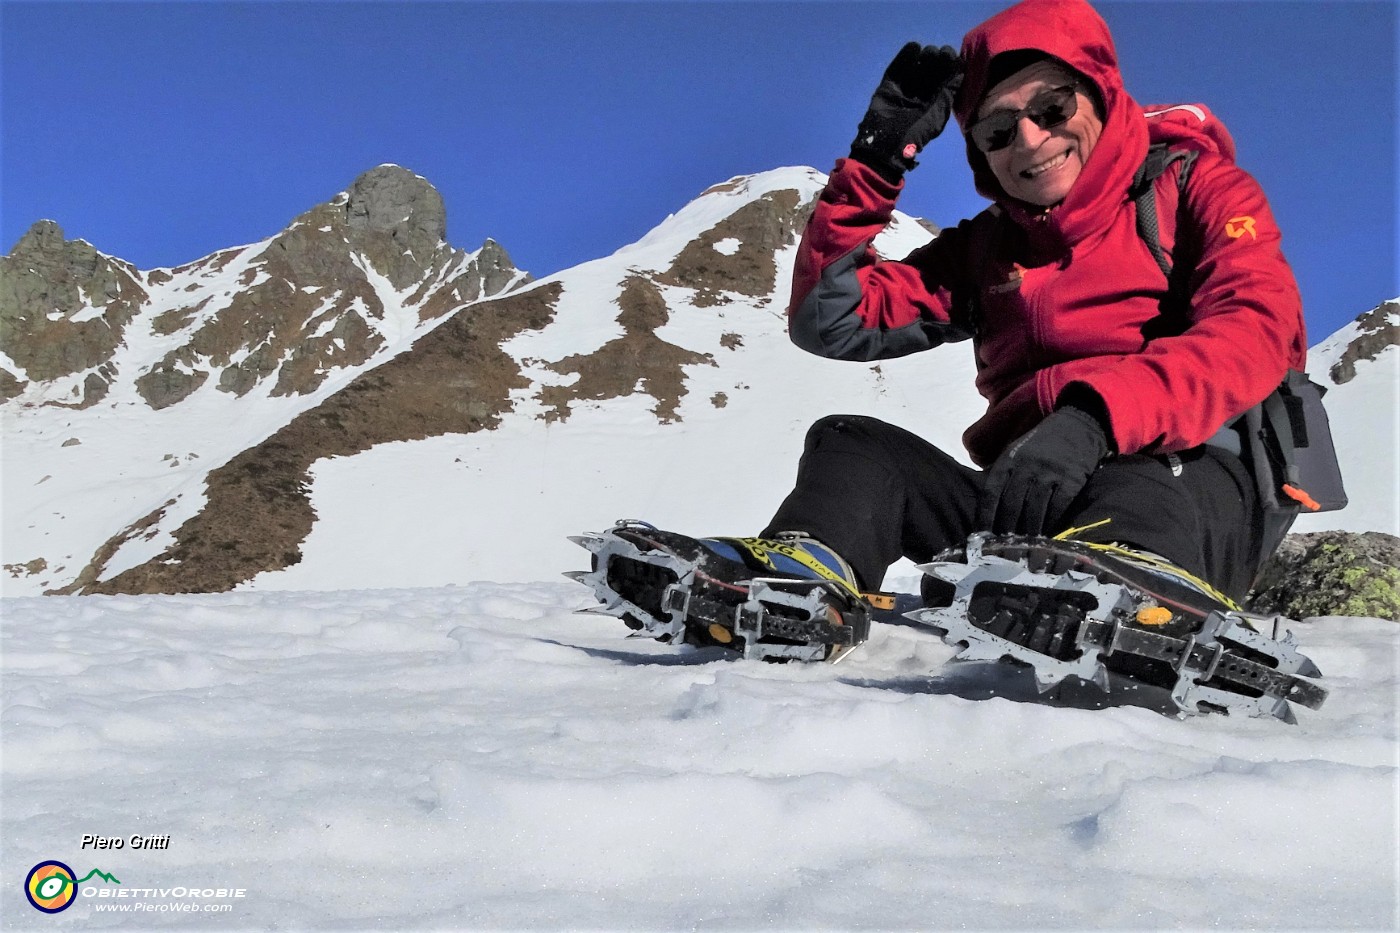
832, 157, 905, 203
1056, 383, 1117, 454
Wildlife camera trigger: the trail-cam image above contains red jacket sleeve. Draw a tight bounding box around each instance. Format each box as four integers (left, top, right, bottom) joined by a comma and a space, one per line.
788, 159, 974, 361
1067, 155, 1308, 454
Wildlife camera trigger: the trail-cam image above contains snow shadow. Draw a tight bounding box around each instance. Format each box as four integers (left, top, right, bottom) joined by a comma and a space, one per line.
546, 630, 1182, 717
838, 661, 1183, 717
536, 637, 737, 667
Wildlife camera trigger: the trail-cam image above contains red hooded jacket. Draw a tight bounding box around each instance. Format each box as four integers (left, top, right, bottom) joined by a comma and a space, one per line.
788, 0, 1306, 467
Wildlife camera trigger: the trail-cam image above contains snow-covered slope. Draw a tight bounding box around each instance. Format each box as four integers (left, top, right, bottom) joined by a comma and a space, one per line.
3, 583, 1395, 928
1294, 299, 1399, 536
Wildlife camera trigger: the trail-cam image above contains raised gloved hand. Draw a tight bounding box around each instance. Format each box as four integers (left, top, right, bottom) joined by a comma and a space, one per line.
977, 405, 1111, 536
849, 42, 964, 183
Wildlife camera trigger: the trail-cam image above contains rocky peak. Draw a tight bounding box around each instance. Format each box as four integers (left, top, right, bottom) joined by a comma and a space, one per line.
0, 219, 148, 395
9, 219, 66, 260
133, 167, 525, 409
4, 220, 144, 302
343, 164, 447, 241
656, 185, 811, 306
331, 164, 450, 292
273, 165, 453, 293
2, 167, 527, 413
474, 238, 526, 299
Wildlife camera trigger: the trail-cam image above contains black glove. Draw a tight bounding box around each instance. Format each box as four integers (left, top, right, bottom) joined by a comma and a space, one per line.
977, 406, 1111, 536
849, 42, 964, 183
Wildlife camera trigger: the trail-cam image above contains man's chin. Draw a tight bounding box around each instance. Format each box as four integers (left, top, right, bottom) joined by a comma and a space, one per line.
1013, 173, 1077, 208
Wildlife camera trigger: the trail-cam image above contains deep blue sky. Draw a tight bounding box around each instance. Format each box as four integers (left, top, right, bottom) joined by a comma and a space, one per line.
2, 1, 1394, 340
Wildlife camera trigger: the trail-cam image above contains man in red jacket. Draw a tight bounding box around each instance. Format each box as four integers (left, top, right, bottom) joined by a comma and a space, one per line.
769, 0, 1305, 603
574, 0, 1322, 688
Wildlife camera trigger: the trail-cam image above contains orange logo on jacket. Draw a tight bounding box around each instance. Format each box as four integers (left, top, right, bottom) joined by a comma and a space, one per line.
1225, 216, 1257, 240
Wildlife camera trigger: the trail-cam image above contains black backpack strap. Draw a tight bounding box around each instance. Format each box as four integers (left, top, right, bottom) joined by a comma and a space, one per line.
954, 204, 1006, 345
1130, 143, 1199, 281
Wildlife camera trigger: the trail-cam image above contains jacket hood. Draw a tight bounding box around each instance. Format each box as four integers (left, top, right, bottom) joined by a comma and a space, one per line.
955, 0, 1149, 251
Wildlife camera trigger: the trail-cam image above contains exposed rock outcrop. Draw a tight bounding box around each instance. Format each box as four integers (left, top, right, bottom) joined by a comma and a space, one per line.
0, 366, 26, 402
340, 164, 449, 290
539, 276, 712, 424
135, 166, 521, 408
656, 188, 809, 306
1249, 531, 1400, 621
1328, 300, 1399, 385
0, 220, 149, 382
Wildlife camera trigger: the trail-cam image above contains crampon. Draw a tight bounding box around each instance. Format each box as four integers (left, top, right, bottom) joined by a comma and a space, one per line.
910, 533, 1328, 722
567, 521, 873, 663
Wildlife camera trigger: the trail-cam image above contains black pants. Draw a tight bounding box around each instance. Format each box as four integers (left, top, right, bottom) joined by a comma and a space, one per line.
763, 415, 1266, 602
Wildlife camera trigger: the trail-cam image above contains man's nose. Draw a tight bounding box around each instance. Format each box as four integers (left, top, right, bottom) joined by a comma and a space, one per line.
1014, 115, 1052, 149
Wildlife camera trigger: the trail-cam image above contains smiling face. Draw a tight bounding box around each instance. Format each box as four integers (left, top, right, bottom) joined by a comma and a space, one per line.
976, 60, 1104, 208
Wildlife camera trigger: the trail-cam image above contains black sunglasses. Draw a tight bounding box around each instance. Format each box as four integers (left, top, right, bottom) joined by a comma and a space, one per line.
968, 85, 1080, 153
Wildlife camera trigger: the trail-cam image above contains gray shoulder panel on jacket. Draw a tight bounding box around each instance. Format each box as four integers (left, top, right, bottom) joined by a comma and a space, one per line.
790, 244, 970, 362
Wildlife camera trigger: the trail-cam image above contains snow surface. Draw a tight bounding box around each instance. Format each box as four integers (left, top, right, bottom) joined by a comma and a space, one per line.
3, 584, 1396, 930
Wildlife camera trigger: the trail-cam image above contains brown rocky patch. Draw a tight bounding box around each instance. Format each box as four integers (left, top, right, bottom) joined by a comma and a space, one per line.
655, 190, 808, 303
0, 366, 27, 402
538, 276, 712, 424
66, 283, 561, 595
135, 365, 210, 411
152, 297, 212, 337
699, 177, 749, 197
416, 240, 529, 323
134, 244, 391, 407
1329, 301, 1398, 385
171, 248, 242, 278
5, 558, 48, 578
78, 368, 113, 408
269, 310, 378, 397
40, 364, 118, 411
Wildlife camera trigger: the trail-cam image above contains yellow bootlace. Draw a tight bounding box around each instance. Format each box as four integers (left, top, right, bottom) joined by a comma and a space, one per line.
1052, 519, 1241, 611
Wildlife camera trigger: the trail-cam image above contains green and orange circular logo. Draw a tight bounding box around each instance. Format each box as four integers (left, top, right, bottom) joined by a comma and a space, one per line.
25, 861, 78, 913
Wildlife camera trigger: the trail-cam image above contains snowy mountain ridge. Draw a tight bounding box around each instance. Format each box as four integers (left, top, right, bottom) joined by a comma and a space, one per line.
2, 165, 525, 411
2, 165, 528, 595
